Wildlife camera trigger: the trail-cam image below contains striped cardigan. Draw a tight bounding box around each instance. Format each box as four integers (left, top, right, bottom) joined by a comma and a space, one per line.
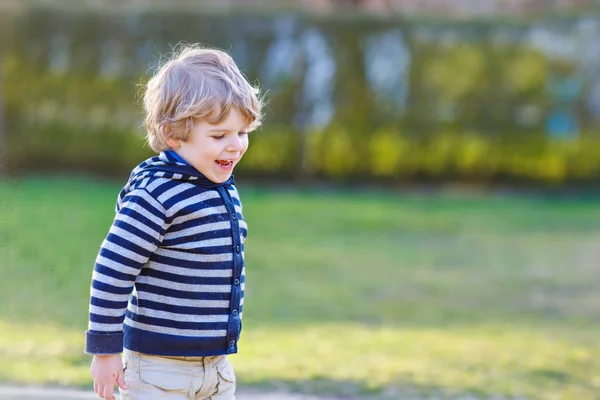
85, 151, 246, 356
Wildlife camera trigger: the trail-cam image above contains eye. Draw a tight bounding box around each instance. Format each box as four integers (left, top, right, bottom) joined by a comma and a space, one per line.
212, 135, 225, 140
238, 131, 248, 136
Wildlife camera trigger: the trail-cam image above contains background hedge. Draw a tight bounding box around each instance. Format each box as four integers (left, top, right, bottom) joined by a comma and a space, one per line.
3, 6, 600, 185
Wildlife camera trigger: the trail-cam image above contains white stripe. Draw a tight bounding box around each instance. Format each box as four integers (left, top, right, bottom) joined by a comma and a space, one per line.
157, 182, 196, 203
115, 212, 160, 237
124, 318, 227, 337
95, 255, 141, 276
92, 270, 135, 288
145, 177, 169, 192
238, 220, 248, 231
166, 190, 221, 215
91, 289, 131, 303
146, 261, 233, 278
136, 275, 231, 293
121, 191, 165, 228
173, 236, 232, 250
155, 248, 233, 262
139, 177, 150, 189
128, 304, 229, 323
165, 221, 230, 240
170, 206, 228, 226
90, 304, 125, 318
138, 292, 230, 308
101, 239, 148, 264
88, 322, 122, 332
109, 225, 157, 252
228, 187, 240, 201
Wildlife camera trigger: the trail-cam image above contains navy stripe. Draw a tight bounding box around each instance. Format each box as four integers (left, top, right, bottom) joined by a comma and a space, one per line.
99, 248, 145, 271
124, 327, 230, 356
95, 264, 137, 282
92, 280, 134, 296
113, 217, 162, 243
135, 283, 233, 301
162, 230, 231, 246
168, 218, 230, 234
147, 179, 178, 199
162, 187, 219, 209
131, 314, 229, 331
143, 269, 236, 285
105, 234, 154, 259
91, 297, 128, 309
122, 194, 165, 222
134, 298, 229, 315
154, 244, 235, 254
90, 313, 125, 324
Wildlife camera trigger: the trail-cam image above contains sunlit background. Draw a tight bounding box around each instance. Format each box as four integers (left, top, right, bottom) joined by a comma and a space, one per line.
1, 0, 600, 399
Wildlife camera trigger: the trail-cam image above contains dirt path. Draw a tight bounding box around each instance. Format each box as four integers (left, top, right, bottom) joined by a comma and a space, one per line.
0, 386, 338, 400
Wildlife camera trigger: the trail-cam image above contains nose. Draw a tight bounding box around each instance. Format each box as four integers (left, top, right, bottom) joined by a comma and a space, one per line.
226, 135, 243, 152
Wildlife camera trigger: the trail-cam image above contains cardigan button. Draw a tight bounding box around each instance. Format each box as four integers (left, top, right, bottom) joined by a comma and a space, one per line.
229, 340, 236, 347
234, 279, 240, 286
232, 309, 238, 316
232, 213, 237, 220
235, 245, 240, 253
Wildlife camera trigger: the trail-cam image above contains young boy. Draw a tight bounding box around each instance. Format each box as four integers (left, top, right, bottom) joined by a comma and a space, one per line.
85, 45, 262, 400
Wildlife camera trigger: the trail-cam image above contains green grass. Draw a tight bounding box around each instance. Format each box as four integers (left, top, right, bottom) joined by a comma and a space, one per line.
1, 177, 600, 399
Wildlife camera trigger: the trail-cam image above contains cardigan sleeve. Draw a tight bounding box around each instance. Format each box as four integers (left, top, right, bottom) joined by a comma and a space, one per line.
84, 188, 167, 355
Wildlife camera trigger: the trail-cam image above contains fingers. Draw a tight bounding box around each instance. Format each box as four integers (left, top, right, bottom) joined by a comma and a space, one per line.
117, 372, 128, 390
94, 381, 116, 400
102, 384, 115, 400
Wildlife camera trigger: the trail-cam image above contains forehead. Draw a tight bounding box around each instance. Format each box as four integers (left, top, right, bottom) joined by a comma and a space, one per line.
200, 107, 251, 131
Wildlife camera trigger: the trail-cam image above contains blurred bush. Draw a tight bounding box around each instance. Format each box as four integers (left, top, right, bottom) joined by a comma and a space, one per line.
3, 6, 600, 185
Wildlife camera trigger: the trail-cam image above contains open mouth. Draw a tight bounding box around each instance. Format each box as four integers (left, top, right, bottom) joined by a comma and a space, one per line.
215, 160, 234, 169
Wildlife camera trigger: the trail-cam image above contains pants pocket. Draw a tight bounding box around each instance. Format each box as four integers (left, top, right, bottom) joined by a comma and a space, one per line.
216, 361, 236, 383
213, 358, 236, 398
139, 359, 190, 393
120, 356, 140, 399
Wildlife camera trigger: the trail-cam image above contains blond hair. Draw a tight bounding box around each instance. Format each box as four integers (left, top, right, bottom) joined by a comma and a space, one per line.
143, 44, 263, 152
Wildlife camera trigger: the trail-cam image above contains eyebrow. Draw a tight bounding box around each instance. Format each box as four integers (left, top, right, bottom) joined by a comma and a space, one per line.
208, 127, 248, 133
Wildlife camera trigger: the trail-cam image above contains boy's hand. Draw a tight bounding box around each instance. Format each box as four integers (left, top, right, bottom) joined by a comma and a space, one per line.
90, 354, 127, 400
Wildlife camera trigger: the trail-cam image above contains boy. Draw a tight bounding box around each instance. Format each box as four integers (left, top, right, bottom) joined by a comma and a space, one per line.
85, 44, 262, 400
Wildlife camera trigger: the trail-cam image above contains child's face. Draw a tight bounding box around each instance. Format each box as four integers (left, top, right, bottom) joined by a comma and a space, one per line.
168, 107, 250, 183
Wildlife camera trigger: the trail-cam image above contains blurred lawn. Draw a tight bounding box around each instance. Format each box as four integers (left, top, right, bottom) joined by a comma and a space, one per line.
1, 177, 600, 399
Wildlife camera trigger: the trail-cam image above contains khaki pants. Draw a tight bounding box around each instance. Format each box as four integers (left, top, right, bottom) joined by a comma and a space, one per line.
119, 349, 236, 400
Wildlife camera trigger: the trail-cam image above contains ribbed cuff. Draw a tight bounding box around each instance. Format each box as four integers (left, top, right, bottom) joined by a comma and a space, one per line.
84, 330, 123, 355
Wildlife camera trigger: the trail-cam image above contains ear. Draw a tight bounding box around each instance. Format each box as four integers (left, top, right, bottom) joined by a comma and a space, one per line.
161, 124, 180, 149
165, 137, 180, 149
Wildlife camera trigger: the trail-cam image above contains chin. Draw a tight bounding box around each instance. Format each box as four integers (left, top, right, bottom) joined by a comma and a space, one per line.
212, 174, 232, 184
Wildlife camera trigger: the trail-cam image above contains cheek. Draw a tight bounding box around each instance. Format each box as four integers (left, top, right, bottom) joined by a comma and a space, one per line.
240, 137, 249, 154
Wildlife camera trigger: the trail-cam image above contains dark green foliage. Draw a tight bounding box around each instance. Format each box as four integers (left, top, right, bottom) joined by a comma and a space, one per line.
3, 7, 600, 184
